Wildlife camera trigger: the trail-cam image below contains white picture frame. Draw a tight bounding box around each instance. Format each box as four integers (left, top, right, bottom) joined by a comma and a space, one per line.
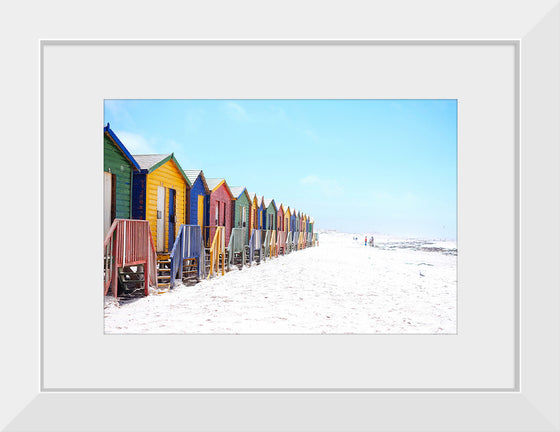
3, 1, 559, 430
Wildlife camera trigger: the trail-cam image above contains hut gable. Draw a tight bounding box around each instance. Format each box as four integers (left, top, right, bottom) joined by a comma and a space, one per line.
133, 154, 192, 187
104, 124, 141, 172
184, 169, 210, 194
263, 198, 276, 211
229, 186, 247, 200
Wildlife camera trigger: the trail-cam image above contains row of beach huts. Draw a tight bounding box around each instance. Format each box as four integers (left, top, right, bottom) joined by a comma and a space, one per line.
103, 124, 318, 299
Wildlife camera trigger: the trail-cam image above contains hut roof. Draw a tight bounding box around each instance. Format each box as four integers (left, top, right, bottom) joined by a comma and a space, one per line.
229, 186, 249, 200
206, 178, 234, 199
133, 154, 171, 170
184, 169, 209, 193
104, 124, 141, 171
133, 153, 192, 187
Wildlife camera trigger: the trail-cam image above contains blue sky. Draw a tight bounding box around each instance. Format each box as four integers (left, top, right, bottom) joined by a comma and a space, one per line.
104, 99, 457, 240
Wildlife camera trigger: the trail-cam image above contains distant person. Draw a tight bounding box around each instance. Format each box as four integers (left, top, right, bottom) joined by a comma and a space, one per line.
370, 236, 374, 247
364, 236, 367, 246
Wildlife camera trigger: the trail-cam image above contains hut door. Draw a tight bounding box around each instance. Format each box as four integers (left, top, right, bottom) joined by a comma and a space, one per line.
156, 186, 165, 252
197, 195, 204, 227
103, 172, 112, 237
168, 188, 176, 251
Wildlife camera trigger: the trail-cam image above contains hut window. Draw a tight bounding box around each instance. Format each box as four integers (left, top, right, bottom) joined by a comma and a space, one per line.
242, 207, 246, 227
215, 203, 219, 225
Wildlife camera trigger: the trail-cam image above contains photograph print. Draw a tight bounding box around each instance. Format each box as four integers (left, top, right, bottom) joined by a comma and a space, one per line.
103, 99, 457, 334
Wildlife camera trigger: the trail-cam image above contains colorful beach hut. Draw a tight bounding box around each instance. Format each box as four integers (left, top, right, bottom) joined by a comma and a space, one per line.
229, 186, 251, 246
184, 169, 210, 237
277, 203, 285, 234
248, 192, 259, 233
284, 206, 291, 233
290, 208, 297, 233
257, 195, 265, 230
206, 178, 234, 247
103, 124, 141, 236
276, 203, 287, 255
262, 198, 277, 258
306, 215, 314, 247
263, 198, 277, 231
131, 153, 191, 253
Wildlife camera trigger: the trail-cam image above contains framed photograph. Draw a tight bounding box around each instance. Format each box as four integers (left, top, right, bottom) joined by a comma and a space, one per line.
3, 1, 559, 430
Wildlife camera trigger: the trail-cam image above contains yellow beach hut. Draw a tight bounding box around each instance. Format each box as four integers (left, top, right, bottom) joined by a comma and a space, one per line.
131, 153, 191, 253
284, 206, 291, 233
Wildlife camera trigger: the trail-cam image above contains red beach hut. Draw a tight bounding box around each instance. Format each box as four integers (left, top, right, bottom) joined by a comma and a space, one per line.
206, 178, 234, 247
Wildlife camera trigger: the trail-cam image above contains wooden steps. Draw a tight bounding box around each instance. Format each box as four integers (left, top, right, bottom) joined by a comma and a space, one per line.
180, 257, 199, 285
204, 248, 211, 274
157, 254, 171, 290
117, 264, 146, 298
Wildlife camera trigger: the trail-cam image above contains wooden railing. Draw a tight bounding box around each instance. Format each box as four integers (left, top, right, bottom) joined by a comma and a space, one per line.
276, 230, 287, 255
285, 231, 293, 254
306, 231, 313, 247
262, 230, 271, 260
269, 230, 277, 258
228, 228, 246, 267
291, 231, 299, 250
103, 219, 157, 297
207, 226, 225, 278
249, 229, 262, 264
170, 225, 204, 288
298, 231, 306, 249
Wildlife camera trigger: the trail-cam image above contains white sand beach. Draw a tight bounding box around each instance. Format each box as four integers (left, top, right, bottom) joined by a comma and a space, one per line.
104, 231, 457, 334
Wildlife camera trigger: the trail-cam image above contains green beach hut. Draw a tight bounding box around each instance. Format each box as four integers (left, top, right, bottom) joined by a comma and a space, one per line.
103, 124, 141, 237
229, 186, 251, 246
